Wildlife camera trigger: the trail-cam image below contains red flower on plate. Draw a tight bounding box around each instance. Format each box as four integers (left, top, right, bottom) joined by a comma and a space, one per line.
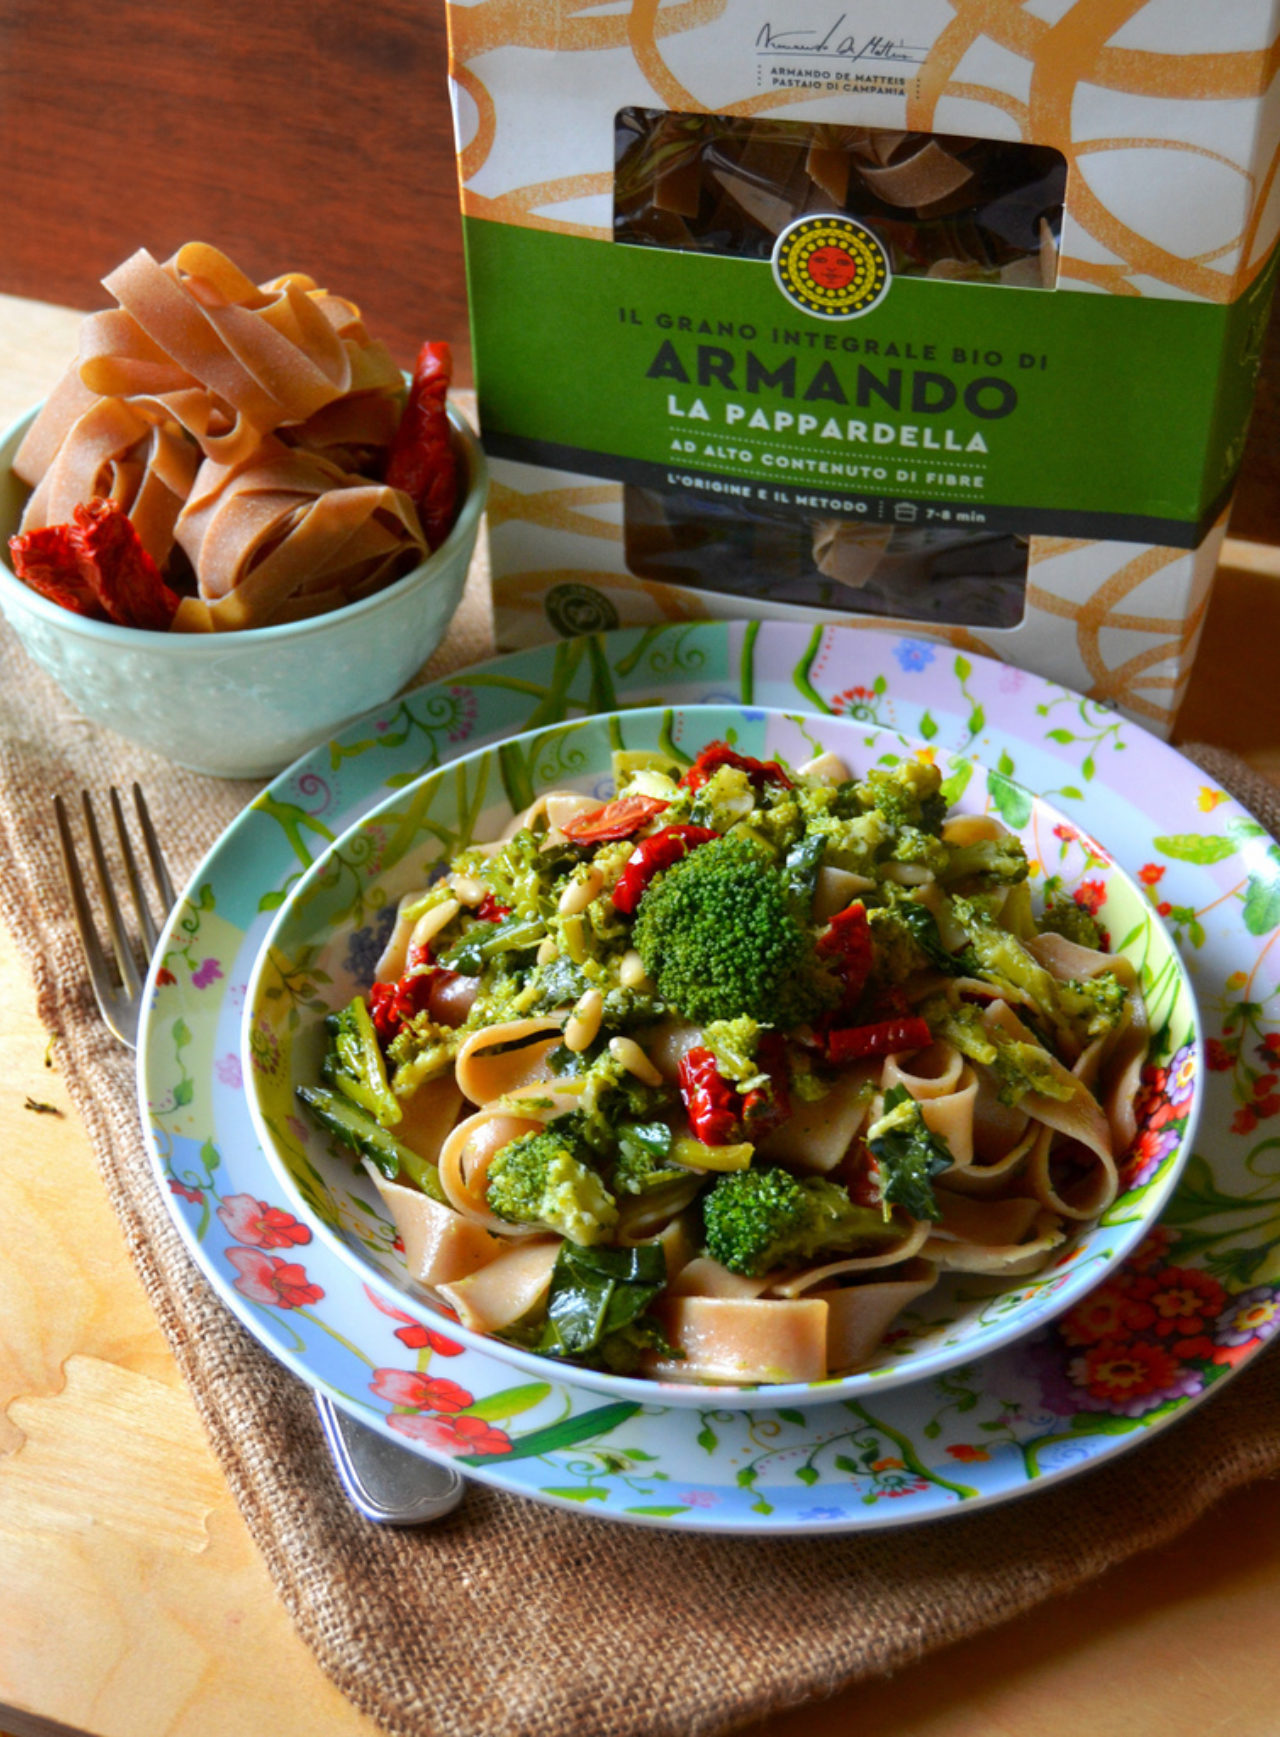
363, 1285, 465, 1355
1138, 863, 1165, 886
369, 1369, 473, 1413
1068, 1339, 1184, 1408
1073, 879, 1106, 916
1058, 1279, 1154, 1347
946, 1444, 990, 1463
217, 1192, 311, 1249
225, 1247, 324, 1308
1128, 1265, 1227, 1342
169, 1179, 203, 1205
387, 1412, 512, 1456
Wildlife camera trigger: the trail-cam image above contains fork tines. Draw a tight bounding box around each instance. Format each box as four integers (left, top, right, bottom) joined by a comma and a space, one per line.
55, 785, 175, 1049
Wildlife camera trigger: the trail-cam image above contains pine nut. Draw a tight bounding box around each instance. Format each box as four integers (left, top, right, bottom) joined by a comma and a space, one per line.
619, 949, 652, 990
608, 1035, 663, 1086
558, 865, 603, 915
565, 988, 604, 1052
450, 875, 489, 906
536, 937, 558, 966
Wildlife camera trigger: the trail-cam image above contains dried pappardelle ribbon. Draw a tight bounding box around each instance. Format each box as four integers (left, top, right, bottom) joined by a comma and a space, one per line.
10, 243, 447, 631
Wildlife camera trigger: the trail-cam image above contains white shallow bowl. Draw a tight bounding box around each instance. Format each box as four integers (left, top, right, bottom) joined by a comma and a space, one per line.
0, 403, 486, 778
244, 703, 1202, 1409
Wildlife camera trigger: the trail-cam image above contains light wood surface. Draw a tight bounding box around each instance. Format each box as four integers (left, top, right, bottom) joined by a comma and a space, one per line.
2, 296, 1279, 1737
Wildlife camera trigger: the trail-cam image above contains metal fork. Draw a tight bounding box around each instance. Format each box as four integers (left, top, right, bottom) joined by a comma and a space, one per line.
54, 785, 464, 1526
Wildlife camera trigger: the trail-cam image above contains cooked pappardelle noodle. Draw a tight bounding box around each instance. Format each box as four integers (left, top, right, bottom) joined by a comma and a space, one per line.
300, 743, 1150, 1385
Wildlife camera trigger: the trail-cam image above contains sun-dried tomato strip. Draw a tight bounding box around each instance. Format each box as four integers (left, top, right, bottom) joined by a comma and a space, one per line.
8, 522, 106, 618
825, 1016, 932, 1065
69, 498, 181, 630
385, 340, 459, 551
562, 793, 670, 843
680, 741, 793, 794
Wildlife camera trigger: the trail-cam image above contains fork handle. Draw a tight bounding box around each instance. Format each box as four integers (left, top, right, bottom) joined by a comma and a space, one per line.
314, 1393, 465, 1524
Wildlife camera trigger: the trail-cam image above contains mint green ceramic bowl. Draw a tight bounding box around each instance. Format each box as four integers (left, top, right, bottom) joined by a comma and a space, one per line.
0, 404, 486, 779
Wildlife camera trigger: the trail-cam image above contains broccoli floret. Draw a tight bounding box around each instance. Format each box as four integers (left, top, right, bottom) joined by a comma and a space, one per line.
941, 833, 1029, 886
323, 998, 401, 1125
631, 835, 834, 1027
486, 1123, 618, 1245
686, 762, 757, 832
800, 808, 892, 877
887, 826, 950, 874
852, 761, 946, 835
702, 1016, 765, 1089
1039, 894, 1104, 950
866, 905, 932, 983
921, 994, 1076, 1106
701, 1168, 900, 1277
1058, 973, 1129, 1040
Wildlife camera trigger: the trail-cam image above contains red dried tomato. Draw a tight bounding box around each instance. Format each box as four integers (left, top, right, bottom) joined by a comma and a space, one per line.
678, 1047, 741, 1146
817, 901, 873, 1010
561, 793, 669, 843
611, 823, 719, 915
368, 968, 453, 1046
680, 741, 793, 795
8, 522, 103, 617
475, 892, 513, 922
740, 1032, 792, 1139
10, 499, 180, 630
824, 1016, 932, 1066
385, 340, 459, 551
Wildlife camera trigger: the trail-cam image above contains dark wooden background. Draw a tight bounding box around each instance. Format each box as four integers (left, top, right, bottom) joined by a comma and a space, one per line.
1, 0, 1278, 534
0, 1, 469, 377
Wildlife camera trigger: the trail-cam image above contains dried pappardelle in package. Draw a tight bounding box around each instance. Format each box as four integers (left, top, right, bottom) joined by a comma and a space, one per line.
447, 1, 1280, 735
8, 243, 458, 631
617, 110, 1065, 629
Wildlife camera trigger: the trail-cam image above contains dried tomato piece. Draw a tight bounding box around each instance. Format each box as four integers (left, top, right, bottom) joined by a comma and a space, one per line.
680, 741, 793, 795
385, 340, 459, 551
678, 1046, 741, 1146
740, 1032, 792, 1139
611, 823, 719, 914
71, 499, 180, 630
9, 522, 105, 618
475, 892, 513, 922
817, 900, 873, 1011
561, 793, 670, 843
368, 967, 451, 1046
824, 1016, 932, 1066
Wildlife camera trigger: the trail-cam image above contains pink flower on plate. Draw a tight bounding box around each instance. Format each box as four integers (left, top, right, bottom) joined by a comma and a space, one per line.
226, 1247, 324, 1308
214, 1053, 243, 1089
369, 1369, 473, 1412
192, 957, 224, 990
387, 1412, 511, 1456
217, 1193, 311, 1249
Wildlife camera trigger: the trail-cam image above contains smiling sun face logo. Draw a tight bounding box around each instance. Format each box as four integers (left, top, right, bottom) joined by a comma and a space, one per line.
771, 214, 891, 320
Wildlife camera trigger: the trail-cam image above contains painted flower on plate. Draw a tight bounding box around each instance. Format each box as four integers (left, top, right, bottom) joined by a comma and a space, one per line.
226, 1247, 324, 1308
217, 1193, 312, 1249
370, 1369, 473, 1413
387, 1412, 511, 1456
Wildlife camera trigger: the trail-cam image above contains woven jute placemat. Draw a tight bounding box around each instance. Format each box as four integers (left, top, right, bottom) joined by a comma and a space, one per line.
0, 574, 1277, 1737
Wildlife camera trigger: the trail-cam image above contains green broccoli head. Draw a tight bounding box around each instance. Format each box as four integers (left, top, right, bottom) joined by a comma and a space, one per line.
701, 1167, 899, 1277
852, 761, 946, 835
941, 833, 1029, 886
485, 1123, 618, 1245
631, 835, 833, 1027
1058, 972, 1129, 1040
1038, 893, 1104, 950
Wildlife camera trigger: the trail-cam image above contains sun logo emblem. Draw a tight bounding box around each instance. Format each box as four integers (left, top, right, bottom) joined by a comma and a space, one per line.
771, 214, 892, 321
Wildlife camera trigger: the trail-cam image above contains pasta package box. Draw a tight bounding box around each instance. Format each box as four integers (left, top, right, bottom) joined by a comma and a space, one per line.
445, 1, 1280, 736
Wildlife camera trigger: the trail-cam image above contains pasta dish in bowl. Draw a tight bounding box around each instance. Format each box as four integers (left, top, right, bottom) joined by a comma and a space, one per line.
244, 704, 1200, 1404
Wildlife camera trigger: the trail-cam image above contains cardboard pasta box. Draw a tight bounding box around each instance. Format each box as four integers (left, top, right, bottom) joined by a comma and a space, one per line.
445, 1, 1280, 736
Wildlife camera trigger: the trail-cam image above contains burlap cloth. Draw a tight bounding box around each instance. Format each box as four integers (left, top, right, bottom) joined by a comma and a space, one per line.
1, 548, 1277, 1737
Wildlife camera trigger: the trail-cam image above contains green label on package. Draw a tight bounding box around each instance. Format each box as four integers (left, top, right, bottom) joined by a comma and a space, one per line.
465, 216, 1277, 548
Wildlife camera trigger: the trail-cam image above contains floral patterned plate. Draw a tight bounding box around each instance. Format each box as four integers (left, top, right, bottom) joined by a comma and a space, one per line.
245, 702, 1199, 1408
140, 623, 1280, 1533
